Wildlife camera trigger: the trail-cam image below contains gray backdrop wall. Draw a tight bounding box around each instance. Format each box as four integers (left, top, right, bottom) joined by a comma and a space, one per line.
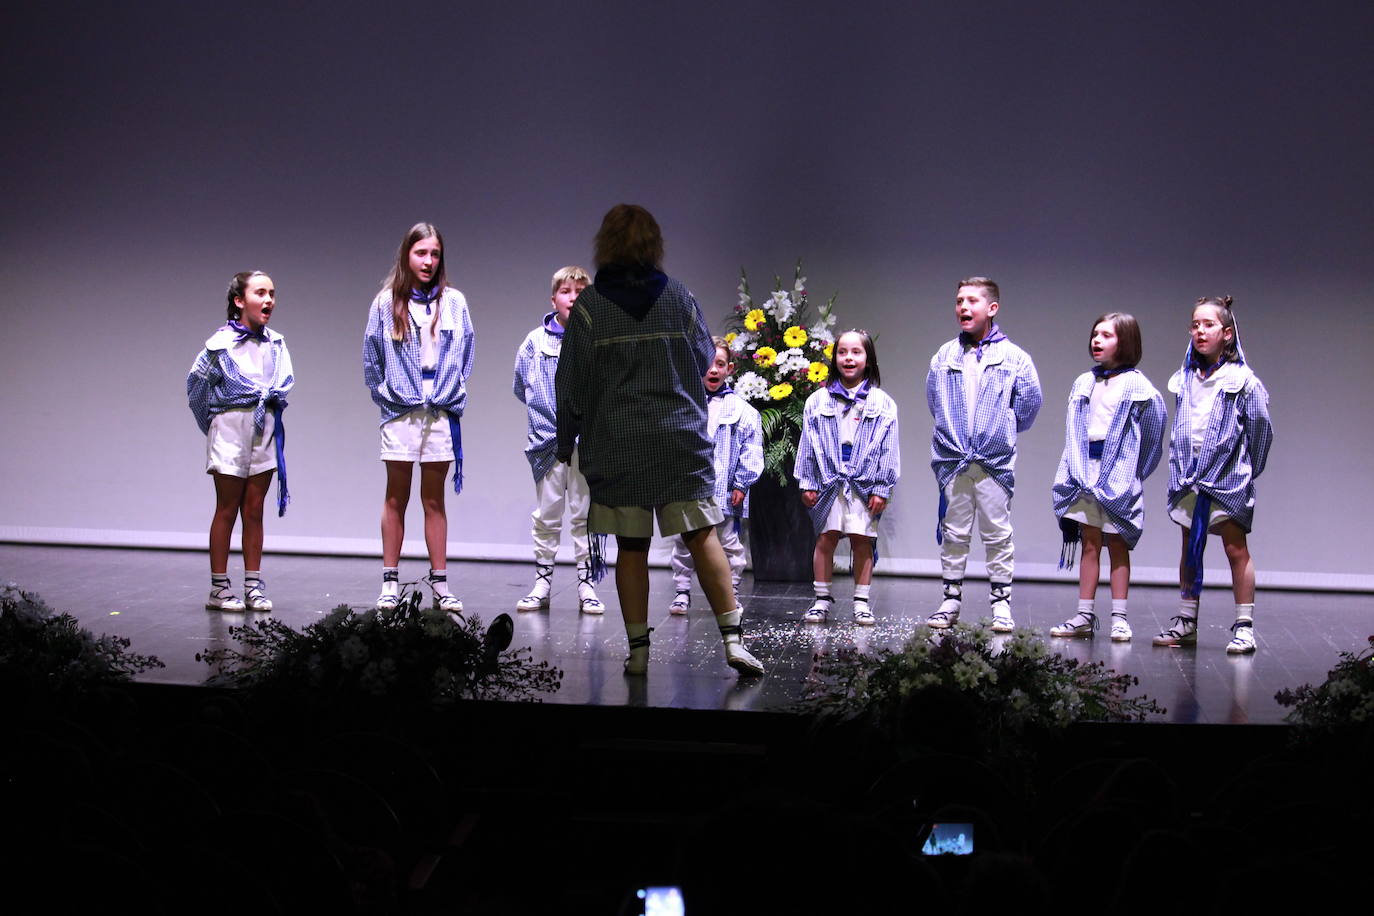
3, 2, 1371, 588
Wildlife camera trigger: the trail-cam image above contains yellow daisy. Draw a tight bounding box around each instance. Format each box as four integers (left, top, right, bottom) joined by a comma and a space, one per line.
744, 308, 766, 331
769, 382, 794, 401
807, 362, 829, 383
724, 331, 737, 347
823, 342, 833, 360
754, 346, 777, 367
783, 325, 808, 347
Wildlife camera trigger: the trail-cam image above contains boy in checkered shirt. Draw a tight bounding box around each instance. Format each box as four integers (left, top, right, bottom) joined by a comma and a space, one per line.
511, 266, 605, 615
925, 277, 1041, 631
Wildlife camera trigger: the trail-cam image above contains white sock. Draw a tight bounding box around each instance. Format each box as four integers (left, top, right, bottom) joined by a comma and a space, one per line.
577, 564, 599, 600
813, 580, 831, 599
428, 569, 453, 597
854, 584, 871, 603
1111, 598, 1128, 617
381, 567, 400, 598
1178, 597, 1199, 619
1234, 602, 1255, 623
716, 608, 743, 644
1067, 599, 1095, 627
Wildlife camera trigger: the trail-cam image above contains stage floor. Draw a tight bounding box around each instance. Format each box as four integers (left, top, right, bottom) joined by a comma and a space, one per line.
3, 543, 1367, 724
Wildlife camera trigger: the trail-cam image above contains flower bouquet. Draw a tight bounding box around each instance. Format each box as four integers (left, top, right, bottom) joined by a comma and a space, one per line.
726, 260, 839, 486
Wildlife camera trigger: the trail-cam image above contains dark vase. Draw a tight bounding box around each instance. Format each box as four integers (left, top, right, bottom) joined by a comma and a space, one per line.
748, 462, 814, 582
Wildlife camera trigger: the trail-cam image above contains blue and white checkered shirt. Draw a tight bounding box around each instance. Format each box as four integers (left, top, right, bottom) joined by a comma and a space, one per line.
513, 314, 564, 483
927, 335, 1041, 496
1051, 368, 1166, 548
362, 288, 474, 424
708, 392, 764, 518
795, 386, 901, 533
1166, 358, 1273, 532
187, 325, 294, 435
555, 277, 716, 507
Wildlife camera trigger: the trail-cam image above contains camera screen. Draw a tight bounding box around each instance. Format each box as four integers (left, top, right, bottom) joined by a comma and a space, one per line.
638, 885, 686, 916
922, 822, 975, 855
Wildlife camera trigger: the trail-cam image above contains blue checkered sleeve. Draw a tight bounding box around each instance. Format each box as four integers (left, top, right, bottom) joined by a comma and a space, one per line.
1137, 389, 1167, 481
1013, 353, 1042, 433
187, 348, 221, 435
1242, 379, 1273, 479
732, 403, 764, 493
515, 327, 562, 480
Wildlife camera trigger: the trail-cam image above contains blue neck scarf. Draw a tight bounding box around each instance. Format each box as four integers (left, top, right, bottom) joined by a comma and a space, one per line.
826, 378, 870, 403
410, 285, 441, 315
1092, 364, 1132, 381
707, 383, 734, 400
543, 311, 566, 337
960, 322, 1005, 361
1187, 348, 1230, 380
227, 319, 267, 342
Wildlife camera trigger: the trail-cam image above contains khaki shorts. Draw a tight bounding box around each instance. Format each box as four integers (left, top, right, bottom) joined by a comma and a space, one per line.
588, 498, 724, 538
1169, 490, 1233, 532
1061, 496, 1120, 535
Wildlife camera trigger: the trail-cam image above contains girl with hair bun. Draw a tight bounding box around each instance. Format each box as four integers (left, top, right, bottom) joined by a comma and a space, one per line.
187, 270, 295, 612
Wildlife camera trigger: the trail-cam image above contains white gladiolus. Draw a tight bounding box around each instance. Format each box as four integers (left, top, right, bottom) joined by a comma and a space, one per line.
768, 289, 796, 324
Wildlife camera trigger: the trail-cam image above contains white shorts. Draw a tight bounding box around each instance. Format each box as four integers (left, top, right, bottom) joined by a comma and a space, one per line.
207, 408, 277, 478
588, 499, 724, 538
1060, 458, 1119, 534
1169, 490, 1233, 532
380, 408, 454, 463
822, 485, 879, 538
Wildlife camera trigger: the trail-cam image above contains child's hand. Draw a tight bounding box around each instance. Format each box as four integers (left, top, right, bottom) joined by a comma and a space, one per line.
802, 490, 819, 508
868, 495, 887, 515
731, 489, 745, 508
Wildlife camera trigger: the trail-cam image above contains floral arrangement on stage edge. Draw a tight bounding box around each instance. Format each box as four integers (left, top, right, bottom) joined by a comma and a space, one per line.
725, 260, 839, 485
0, 584, 164, 702
1276, 635, 1374, 731
801, 624, 1163, 753
197, 584, 561, 708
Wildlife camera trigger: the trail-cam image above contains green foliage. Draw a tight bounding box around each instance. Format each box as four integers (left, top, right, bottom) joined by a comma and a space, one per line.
763, 436, 797, 485
197, 586, 561, 709
0, 584, 164, 702
1276, 635, 1374, 730
801, 623, 1162, 755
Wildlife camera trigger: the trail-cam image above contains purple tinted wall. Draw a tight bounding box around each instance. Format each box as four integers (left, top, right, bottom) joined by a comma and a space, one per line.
2, 2, 1370, 581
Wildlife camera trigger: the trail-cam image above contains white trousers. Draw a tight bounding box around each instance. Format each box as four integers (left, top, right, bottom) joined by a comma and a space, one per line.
530, 453, 591, 566
670, 517, 747, 591
940, 464, 1014, 583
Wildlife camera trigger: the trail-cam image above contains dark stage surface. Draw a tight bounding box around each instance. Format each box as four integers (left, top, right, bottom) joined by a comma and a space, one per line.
3, 544, 1367, 725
